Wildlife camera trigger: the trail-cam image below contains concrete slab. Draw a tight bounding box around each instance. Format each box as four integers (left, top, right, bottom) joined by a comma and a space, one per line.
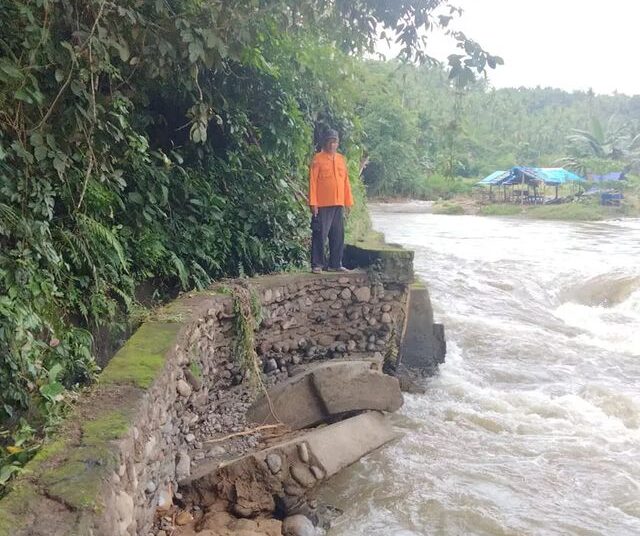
181, 412, 400, 517
247, 360, 402, 429
302, 411, 399, 476
400, 282, 446, 372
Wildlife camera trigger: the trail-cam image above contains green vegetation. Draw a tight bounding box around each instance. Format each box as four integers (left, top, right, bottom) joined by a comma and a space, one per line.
479, 204, 523, 217
232, 285, 263, 395
3, 0, 502, 487
356, 60, 640, 211
433, 202, 465, 215
99, 322, 181, 388
477, 199, 631, 221
525, 202, 619, 221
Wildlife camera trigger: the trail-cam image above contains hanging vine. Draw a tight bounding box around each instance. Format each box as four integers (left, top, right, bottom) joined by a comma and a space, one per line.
231, 284, 264, 395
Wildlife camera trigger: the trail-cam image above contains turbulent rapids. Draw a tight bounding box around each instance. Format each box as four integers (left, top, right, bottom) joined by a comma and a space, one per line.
322, 206, 640, 536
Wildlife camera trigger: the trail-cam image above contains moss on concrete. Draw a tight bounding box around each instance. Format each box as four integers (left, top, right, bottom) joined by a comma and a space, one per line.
149, 300, 193, 323
21, 409, 129, 512
344, 230, 414, 283
348, 230, 408, 253
100, 321, 181, 388
40, 453, 107, 510
83, 410, 130, 445
0, 482, 36, 536
30, 437, 67, 467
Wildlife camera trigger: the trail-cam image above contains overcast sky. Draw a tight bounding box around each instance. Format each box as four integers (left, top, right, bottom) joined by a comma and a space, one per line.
389, 0, 638, 95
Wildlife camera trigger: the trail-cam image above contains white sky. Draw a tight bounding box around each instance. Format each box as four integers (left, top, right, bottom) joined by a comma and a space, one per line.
384, 0, 638, 96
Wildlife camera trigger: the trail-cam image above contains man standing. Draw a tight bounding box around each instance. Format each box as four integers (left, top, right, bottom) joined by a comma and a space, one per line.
309, 129, 353, 273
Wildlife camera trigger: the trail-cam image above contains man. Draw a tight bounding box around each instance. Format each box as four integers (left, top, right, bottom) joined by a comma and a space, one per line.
308, 129, 353, 273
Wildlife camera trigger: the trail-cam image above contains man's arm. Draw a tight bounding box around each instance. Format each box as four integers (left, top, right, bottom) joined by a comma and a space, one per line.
309, 156, 319, 216
343, 155, 354, 213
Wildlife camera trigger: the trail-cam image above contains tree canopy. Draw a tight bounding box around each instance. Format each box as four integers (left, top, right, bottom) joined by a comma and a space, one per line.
355, 60, 640, 198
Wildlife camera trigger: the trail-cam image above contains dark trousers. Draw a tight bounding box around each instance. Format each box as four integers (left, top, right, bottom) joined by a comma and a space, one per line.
311, 206, 344, 270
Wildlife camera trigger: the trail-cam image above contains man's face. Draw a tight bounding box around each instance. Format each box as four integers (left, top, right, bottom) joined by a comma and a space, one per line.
324, 138, 339, 153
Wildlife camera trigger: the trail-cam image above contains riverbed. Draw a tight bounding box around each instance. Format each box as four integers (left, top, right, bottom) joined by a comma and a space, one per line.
321, 205, 640, 536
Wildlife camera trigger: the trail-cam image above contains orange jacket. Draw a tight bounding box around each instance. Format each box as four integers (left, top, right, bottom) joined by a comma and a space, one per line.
308, 151, 353, 207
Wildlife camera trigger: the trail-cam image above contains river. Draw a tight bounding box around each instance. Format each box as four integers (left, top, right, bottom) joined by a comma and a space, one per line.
321, 205, 640, 536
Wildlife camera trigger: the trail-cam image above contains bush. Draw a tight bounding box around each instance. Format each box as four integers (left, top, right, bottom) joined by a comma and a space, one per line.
0, 0, 366, 491
526, 202, 610, 221
432, 202, 465, 215
413, 175, 476, 200
479, 204, 523, 216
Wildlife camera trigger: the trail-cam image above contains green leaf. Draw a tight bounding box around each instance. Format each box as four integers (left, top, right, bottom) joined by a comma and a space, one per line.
0, 464, 23, 485
34, 145, 48, 162
0, 61, 24, 80
39, 381, 64, 402
53, 156, 66, 175
114, 40, 130, 62
14, 87, 33, 103
128, 191, 144, 204
188, 41, 205, 63
48, 363, 63, 382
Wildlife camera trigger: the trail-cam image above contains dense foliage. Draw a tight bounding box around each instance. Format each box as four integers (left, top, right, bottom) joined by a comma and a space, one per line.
357, 61, 640, 197
0, 0, 500, 489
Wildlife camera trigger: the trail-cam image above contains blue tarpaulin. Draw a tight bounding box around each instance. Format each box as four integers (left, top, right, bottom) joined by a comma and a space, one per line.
587, 171, 626, 182
478, 167, 585, 186
478, 170, 510, 185
534, 167, 585, 184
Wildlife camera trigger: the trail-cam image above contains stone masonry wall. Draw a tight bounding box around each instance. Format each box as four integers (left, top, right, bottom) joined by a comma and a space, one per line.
0, 269, 411, 536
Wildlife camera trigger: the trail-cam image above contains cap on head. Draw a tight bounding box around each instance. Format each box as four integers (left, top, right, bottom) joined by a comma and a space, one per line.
322, 129, 339, 144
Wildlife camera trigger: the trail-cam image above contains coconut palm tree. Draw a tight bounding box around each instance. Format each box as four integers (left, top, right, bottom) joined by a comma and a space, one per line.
558, 115, 640, 173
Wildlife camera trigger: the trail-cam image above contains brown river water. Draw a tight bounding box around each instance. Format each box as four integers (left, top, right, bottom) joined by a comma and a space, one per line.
320, 204, 640, 536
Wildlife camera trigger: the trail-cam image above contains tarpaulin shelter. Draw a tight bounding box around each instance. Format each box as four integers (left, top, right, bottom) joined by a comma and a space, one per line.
477, 170, 510, 185
477, 167, 586, 203
478, 167, 585, 186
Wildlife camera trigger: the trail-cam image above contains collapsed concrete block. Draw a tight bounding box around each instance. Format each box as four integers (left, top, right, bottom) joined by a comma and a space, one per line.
246, 360, 403, 429
399, 282, 446, 373
180, 412, 399, 517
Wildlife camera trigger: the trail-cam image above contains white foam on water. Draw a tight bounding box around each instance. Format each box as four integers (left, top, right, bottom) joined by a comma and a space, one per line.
322, 210, 640, 536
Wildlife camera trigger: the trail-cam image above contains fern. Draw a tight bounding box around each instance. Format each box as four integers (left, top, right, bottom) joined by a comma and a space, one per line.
76, 214, 129, 273
0, 203, 20, 232
168, 251, 189, 289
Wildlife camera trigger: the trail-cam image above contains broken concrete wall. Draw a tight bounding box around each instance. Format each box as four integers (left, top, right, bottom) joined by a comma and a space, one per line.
0, 232, 446, 536
0, 271, 410, 536
399, 283, 447, 373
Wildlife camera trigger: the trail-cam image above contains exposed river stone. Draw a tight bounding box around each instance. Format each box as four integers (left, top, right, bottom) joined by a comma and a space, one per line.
290, 463, 316, 488
184, 369, 203, 391
310, 466, 324, 480
266, 453, 282, 474
284, 482, 306, 497
297, 443, 309, 463
176, 450, 191, 480
177, 379, 192, 398
354, 286, 371, 302
282, 514, 316, 536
